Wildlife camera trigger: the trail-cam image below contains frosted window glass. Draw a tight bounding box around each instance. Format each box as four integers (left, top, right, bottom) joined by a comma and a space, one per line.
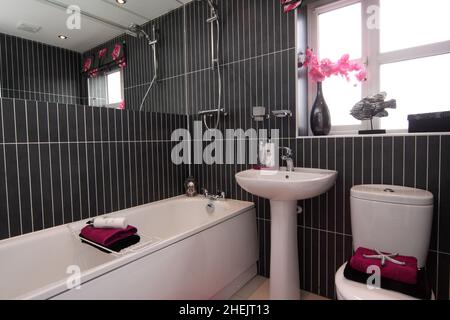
318, 3, 361, 60
380, 0, 450, 53
107, 71, 123, 105
380, 54, 450, 130
322, 76, 362, 126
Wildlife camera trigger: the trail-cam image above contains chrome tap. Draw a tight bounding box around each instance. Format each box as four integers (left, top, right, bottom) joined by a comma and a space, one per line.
202, 188, 226, 201
280, 147, 294, 172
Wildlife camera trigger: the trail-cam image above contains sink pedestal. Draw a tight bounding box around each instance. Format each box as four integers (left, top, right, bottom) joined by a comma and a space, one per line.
235, 168, 338, 300
269, 200, 300, 300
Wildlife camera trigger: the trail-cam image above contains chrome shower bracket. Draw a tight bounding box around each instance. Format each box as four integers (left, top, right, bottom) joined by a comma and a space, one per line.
272, 110, 293, 118
206, 2, 219, 69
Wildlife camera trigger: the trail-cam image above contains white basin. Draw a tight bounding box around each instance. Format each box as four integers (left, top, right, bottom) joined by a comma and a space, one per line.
235, 168, 338, 201
235, 168, 337, 300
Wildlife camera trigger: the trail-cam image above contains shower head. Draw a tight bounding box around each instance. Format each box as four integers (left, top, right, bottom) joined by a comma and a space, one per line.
127, 23, 146, 38
127, 23, 140, 34
127, 23, 157, 46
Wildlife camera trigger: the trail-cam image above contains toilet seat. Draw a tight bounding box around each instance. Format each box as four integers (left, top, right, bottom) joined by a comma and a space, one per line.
335, 263, 434, 300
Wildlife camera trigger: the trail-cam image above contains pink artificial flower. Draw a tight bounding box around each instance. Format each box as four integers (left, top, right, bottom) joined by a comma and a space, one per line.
356, 69, 367, 82
301, 48, 367, 83
309, 65, 326, 82
303, 48, 316, 68
118, 101, 125, 110
338, 53, 350, 63
319, 58, 338, 77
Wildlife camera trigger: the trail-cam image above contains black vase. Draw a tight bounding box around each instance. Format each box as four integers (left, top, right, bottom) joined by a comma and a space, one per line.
310, 82, 331, 136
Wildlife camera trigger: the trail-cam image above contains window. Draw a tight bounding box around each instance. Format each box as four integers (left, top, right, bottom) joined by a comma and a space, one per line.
88, 69, 124, 108
306, 0, 450, 134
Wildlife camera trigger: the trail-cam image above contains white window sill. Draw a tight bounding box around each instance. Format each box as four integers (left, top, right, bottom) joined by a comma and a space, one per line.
297, 131, 450, 139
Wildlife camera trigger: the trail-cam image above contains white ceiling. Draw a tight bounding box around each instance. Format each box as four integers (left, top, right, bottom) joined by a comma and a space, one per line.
0, 0, 190, 53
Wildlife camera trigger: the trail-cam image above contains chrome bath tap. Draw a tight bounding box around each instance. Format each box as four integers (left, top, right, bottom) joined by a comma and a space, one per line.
202, 189, 226, 201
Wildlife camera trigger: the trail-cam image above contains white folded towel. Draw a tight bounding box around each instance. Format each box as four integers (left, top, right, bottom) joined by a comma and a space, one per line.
92, 217, 128, 229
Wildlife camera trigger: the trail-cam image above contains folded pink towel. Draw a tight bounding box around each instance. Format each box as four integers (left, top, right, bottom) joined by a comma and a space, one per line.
80, 225, 137, 247
350, 247, 418, 285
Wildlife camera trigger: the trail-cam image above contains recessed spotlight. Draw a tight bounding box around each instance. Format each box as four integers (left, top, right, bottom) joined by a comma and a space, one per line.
116, 0, 127, 4
58, 35, 68, 40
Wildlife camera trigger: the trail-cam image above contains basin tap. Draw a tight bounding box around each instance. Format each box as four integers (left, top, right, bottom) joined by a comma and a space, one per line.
280, 147, 294, 172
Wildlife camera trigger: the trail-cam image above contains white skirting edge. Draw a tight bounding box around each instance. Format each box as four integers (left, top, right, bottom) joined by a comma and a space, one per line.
211, 263, 258, 300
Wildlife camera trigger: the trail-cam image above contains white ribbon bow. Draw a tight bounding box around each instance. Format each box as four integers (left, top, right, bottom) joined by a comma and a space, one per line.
363, 250, 406, 266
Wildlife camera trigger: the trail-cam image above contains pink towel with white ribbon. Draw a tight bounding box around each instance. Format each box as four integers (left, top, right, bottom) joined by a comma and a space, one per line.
350, 247, 418, 285
280, 0, 303, 12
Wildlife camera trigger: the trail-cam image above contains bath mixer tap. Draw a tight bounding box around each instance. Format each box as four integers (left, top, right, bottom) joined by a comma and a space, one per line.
280, 147, 295, 172
202, 188, 226, 201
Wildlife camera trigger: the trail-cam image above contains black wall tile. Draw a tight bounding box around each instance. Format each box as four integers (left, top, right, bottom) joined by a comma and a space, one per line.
344, 138, 353, 235
404, 136, 416, 187
50, 144, 63, 227
428, 136, 440, 252
39, 144, 53, 229
362, 137, 372, 184
0, 32, 82, 104
102, 142, 112, 214
5, 145, 21, 237
60, 144, 72, 224
86, 143, 97, 217
26, 101, 39, 143
0, 145, 8, 239
382, 136, 393, 185
48, 104, 59, 142
67, 106, 77, 142
439, 136, 450, 254
436, 253, 450, 300
393, 136, 404, 186
372, 137, 382, 184
17, 145, 32, 234
2, 99, 16, 143
415, 136, 428, 190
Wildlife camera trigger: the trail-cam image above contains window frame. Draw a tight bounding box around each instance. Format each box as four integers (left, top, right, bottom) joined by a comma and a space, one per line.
305, 0, 450, 135
87, 68, 124, 109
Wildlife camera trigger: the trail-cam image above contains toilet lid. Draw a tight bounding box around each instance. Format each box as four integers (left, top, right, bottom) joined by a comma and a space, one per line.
335, 263, 420, 300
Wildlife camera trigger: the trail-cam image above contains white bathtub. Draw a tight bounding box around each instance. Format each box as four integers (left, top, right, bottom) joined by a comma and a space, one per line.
0, 196, 258, 300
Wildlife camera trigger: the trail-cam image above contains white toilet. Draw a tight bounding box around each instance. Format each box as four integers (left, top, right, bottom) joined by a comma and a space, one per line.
335, 185, 434, 300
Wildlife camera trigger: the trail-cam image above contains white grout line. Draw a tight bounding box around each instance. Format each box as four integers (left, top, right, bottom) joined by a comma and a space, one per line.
25, 101, 34, 231
414, 136, 417, 188
403, 136, 406, 186
13, 100, 23, 233
36, 102, 45, 228
84, 107, 91, 218
66, 105, 74, 223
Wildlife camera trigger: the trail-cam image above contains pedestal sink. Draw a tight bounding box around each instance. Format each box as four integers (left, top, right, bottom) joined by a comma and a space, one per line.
235, 168, 337, 300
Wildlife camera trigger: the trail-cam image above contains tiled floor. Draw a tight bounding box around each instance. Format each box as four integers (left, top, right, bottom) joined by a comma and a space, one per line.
230, 276, 330, 300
